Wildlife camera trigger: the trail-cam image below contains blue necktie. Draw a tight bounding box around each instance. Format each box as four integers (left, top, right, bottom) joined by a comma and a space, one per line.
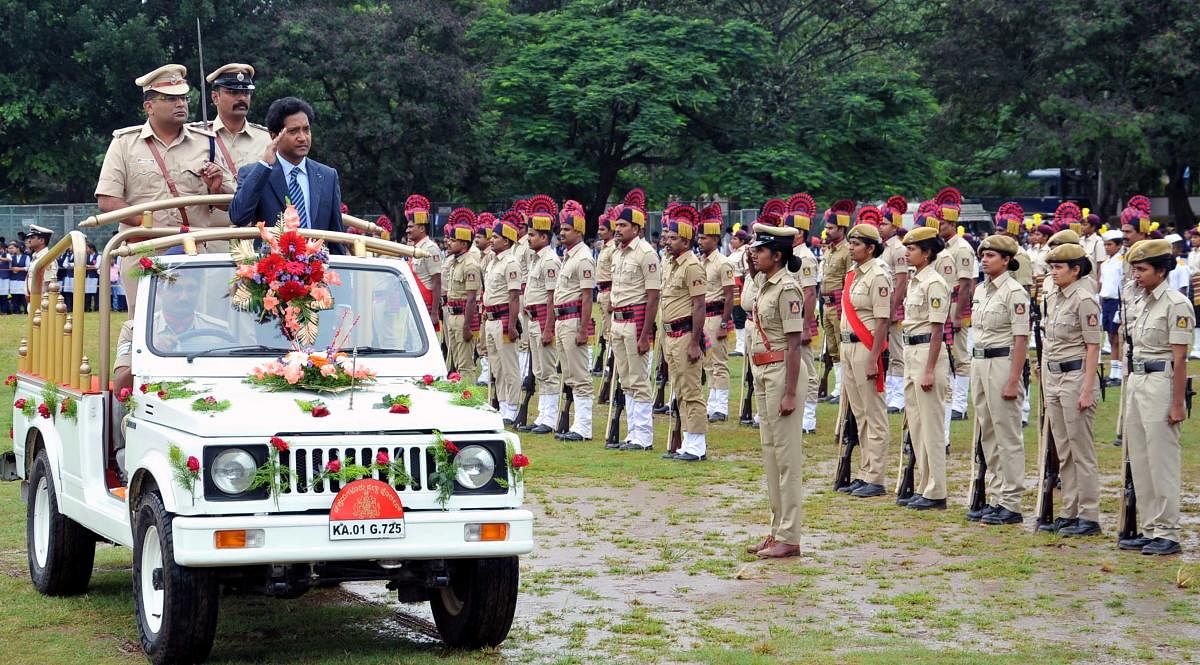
288, 167, 309, 228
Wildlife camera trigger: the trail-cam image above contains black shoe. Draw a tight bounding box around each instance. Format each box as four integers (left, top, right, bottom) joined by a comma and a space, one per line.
503, 418, 514, 427
803, 428, 815, 434
475, 380, 488, 387
1118, 534, 1153, 551
951, 410, 967, 421
516, 424, 535, 432
1060, 519, 1102, 536
674, 453, 705, 462
618, 442, 652, 451
897, 493, 922, 507
661, 451, 678, 459
825, 395, 840, 404
730, 351, 744, 357
653, 405, 671, 415
1038, 517, 1077, 533
907, 497, 947, 510
1022, 420, 1029, 427
836, 479, 865, 494
1141, 538, 1181, 556
529, 424, 554, 434
1112, 434, 1122, 448
708, 412, 727, 422
851, 483, 885, 498
981, 508, 1023, 525
558, 432, 589, 442
604, 440, 622, 449
1105, 377, 1122, 388
966, 504, 996, 522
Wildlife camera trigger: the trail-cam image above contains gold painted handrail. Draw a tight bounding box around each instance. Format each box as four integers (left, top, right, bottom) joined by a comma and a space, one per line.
78, 194, 386, 237
21, 231, 88, 389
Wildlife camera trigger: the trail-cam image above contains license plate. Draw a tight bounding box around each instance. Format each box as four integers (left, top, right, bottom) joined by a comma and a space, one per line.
328, 518, 406, 540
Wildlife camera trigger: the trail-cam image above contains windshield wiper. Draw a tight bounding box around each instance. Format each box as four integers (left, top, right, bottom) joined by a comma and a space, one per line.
186, 345, 290, 362
338, 346, 406, 355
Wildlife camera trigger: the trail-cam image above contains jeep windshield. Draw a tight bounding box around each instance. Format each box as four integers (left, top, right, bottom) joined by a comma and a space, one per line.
145, 261, 428, 358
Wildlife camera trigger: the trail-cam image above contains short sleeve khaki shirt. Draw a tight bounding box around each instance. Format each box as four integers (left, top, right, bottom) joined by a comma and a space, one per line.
555, 242, 596, 305
820, 240, 850, 293
752, 270, 805, 352
842, 257, 892, 331
662, 251, 705, 322
1130, 281, 1195, 360
972, 271, 1030, 348
1044, 279, 1103, 362
483, 249, 521, 307
525, 245, 560, 306
410, 236, 443, 288
610, 237, 661, 307
446, 252, 481, 299
790, 244, 819, 290
903, 265, 950, 335
701, 249, 734, 303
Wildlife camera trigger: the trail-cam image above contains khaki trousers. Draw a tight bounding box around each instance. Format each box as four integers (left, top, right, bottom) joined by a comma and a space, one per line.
843, 339, 889, 485
949, 326, 971, 375
528, 320, 560, 396
1126, 370, 1182, 542
1043, 367, 1099, 521
598, 290, 612, 340
555, 318, 593, 398
821, 303, 841, 362
904, 343, 949, 500
887, 323, 905, 376
801, 344, 818, 404
611, 319, 652, 402
754, 356, 808, 545
443, 311, 476, 382
703, 315, 730, 391
971, 355, 1026, 512
666, 334, 706, 434
484, 319, 520, 406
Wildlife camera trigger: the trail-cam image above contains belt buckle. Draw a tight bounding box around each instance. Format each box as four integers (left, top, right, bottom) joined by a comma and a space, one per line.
973, 349, 984, 359
1133, 360, 1145, 373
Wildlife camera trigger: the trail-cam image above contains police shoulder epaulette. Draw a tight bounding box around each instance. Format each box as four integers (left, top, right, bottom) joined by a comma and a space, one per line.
248, 122, 268, 132
188, 124, 216, 137
186, 120, 212, 130
112, 125, 141, 137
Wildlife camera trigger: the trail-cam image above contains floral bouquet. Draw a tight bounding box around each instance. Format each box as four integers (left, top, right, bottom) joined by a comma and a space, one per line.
229, 204, 341, 345
247, 348, 375, 393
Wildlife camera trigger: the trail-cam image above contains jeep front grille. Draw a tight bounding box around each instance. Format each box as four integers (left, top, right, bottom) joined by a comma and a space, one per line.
279, 445, 437, 496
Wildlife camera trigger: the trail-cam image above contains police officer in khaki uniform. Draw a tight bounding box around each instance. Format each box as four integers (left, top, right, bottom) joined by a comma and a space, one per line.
95, 64, 234, 309
838, 220, 893, 498
483, 215, 524, 425
608, 204, 661, 451
1120, 239, 1193, 555
932, 193, 975, 424
595, 213, 617, 372
744, 224, 808, 559
521, 207, 562, 435
783, 196, 821, 433
554, 204, 597, 441
199, 64, 271, 180
404, 195, 443, 329
819, 201, 854, 402
698, 215, 735, 421
473, 216, 496, 385
442, 214, 482, 383
879, 197, 909, 413
899, 227, 952, 510
995, 204, 1035, 426
1040, 243, 1103, 536
967, 235, 1030, 525
660, 212, 709, 461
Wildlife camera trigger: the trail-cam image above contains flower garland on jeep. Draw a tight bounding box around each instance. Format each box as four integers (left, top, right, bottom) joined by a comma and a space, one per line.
59, 396, 77, 423
131, 251, 178, 283
311, 449, 411, 488
416, 373, 489, 409
495, 442, 530, 490
246, 348, 375, 393
14, 398, 34, 419
429, 430, 462, 509
250, 436, 297, 509
168, 444, 201, 502
229, 204, 340, 345
141, 380, 201, 401
191, 395, 231, 413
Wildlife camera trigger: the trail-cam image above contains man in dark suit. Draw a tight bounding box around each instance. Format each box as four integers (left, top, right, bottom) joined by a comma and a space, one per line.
230, 96, 345, 236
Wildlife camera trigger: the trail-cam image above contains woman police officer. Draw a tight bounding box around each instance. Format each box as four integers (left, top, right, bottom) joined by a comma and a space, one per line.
743, 223, 809, 559
1040, 243, 1103, 536
967, 235, 1030, 525
1119, 239, 1193, 555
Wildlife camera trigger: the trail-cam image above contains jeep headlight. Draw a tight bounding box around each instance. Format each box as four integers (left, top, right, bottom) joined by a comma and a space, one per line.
211, 449, 257, 494
454, 445, 495, 490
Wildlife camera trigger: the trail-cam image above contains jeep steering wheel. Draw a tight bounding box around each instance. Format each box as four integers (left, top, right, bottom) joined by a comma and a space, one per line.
175, 328, 237, 344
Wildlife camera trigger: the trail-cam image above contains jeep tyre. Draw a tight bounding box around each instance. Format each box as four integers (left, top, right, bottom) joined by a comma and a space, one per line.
428, 556, 519, 648
27, 449, 95, 595
132, 489, 219, 665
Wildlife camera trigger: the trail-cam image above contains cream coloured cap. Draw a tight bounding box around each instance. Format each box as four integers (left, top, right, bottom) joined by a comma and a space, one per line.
136, 64, 189, 95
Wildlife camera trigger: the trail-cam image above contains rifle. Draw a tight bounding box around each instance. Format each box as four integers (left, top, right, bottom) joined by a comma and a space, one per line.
1097, 368, 1107, 402
966, 416, 987, 513
652, 353, 669, 412
556, 375, 574, 435
513, 352, 536, 429
667, 395, 682, 454
818, 349, 833, 399
598, 349, 614, 405
488, 368, 499, 411
1032, 293, 1061, 529
1187, 376, 1196, 418
738, 359, 755, 425
604, 367, 626, 447
1116, 291, 1138, 541
592, 337, 607, 375
831, 397, 859, 491
894, 414, 916, 502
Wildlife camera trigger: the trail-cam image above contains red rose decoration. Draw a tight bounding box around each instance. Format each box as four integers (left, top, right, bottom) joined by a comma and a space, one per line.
116, 388, 131, 403
444, 440, 459, 455
59, 401, 68, 413
448, 372, 461, 383
179, 225, 190, 234
462, 390, 473, 400
311, 405, 330, 417
186, 456, 200, 473
326, 460, 341, 473
139, 383, 149, 393
14, 398, 26, 409
422, 374, 434, 385
270, 436, 289, 452
37, 403, 50, 419
375, 451, 390, 465
4, 374, 15, 386
157, 390, 167, 399
138, 257, 154, 269
512, 454, 530, 468
204, 396, 218, 404
277, 280, 309, 302
389, 403, 410, 414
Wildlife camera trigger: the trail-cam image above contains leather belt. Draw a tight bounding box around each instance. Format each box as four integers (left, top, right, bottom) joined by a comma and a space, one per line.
822, 294, 837, 305
1046, 358, 1084, 373
554, 304, 582, 316
446, 306, 465, 315
973, 347, 1011, 359
704, 301, 725, 315
597, 280, 612, 292
840, 332, 861, 344
903, 333, 932, 345
664, 318, 694, 334
752, 350, 785, 366
1131, 359, 1169, 374
613, 310, 637, 321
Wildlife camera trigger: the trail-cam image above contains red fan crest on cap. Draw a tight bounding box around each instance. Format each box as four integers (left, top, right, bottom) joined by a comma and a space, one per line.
995, 202, 1024, 222
512, 199, 530, 215
831, 199, 856, 215
623, 188, 646, 211
671, 205, 699, 227
405, 194, 430, 214
664, 201, 680, 216
1127, 195, 1151, 216
885, 195, 908, 216
856, 206, 883, 226
757, 212, 782, 227
374, 214, 393, 233
475, 211, 496, 228
761, 198, 786, 217
700, 203, 722, 222
527, 194, 558, 218
1054, 201, 1082, 224
916, 200, 936, 217
934, 187, 962, 207
785, 193, 816, 217
447, 207, 476, 227
500, 211, 524, 227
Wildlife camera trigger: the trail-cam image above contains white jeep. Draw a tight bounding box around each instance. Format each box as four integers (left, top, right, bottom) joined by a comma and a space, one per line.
2, 219, 533, 664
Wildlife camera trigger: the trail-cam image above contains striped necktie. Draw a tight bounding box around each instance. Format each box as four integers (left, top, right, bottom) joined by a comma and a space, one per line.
287, 167, 309, 228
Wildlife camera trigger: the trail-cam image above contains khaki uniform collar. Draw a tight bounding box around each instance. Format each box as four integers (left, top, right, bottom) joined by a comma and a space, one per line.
139, 120, 193, 148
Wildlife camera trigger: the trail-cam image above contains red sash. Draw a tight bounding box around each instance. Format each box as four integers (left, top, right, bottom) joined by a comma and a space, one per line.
841, 270, 887, 392
405, 261, 439, 331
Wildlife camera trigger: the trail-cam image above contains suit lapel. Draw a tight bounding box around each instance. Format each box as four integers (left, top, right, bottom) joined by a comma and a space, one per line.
308, 165, 323, 229
269, 162, 288, 209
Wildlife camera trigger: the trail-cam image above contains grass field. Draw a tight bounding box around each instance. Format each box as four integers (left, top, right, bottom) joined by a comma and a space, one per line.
0, 311, 1197, 664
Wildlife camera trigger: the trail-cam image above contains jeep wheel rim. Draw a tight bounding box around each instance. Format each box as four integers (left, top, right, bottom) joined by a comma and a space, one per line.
140, 525, 164, 634
32, 477, 49, 568
439, 585, 465, 616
